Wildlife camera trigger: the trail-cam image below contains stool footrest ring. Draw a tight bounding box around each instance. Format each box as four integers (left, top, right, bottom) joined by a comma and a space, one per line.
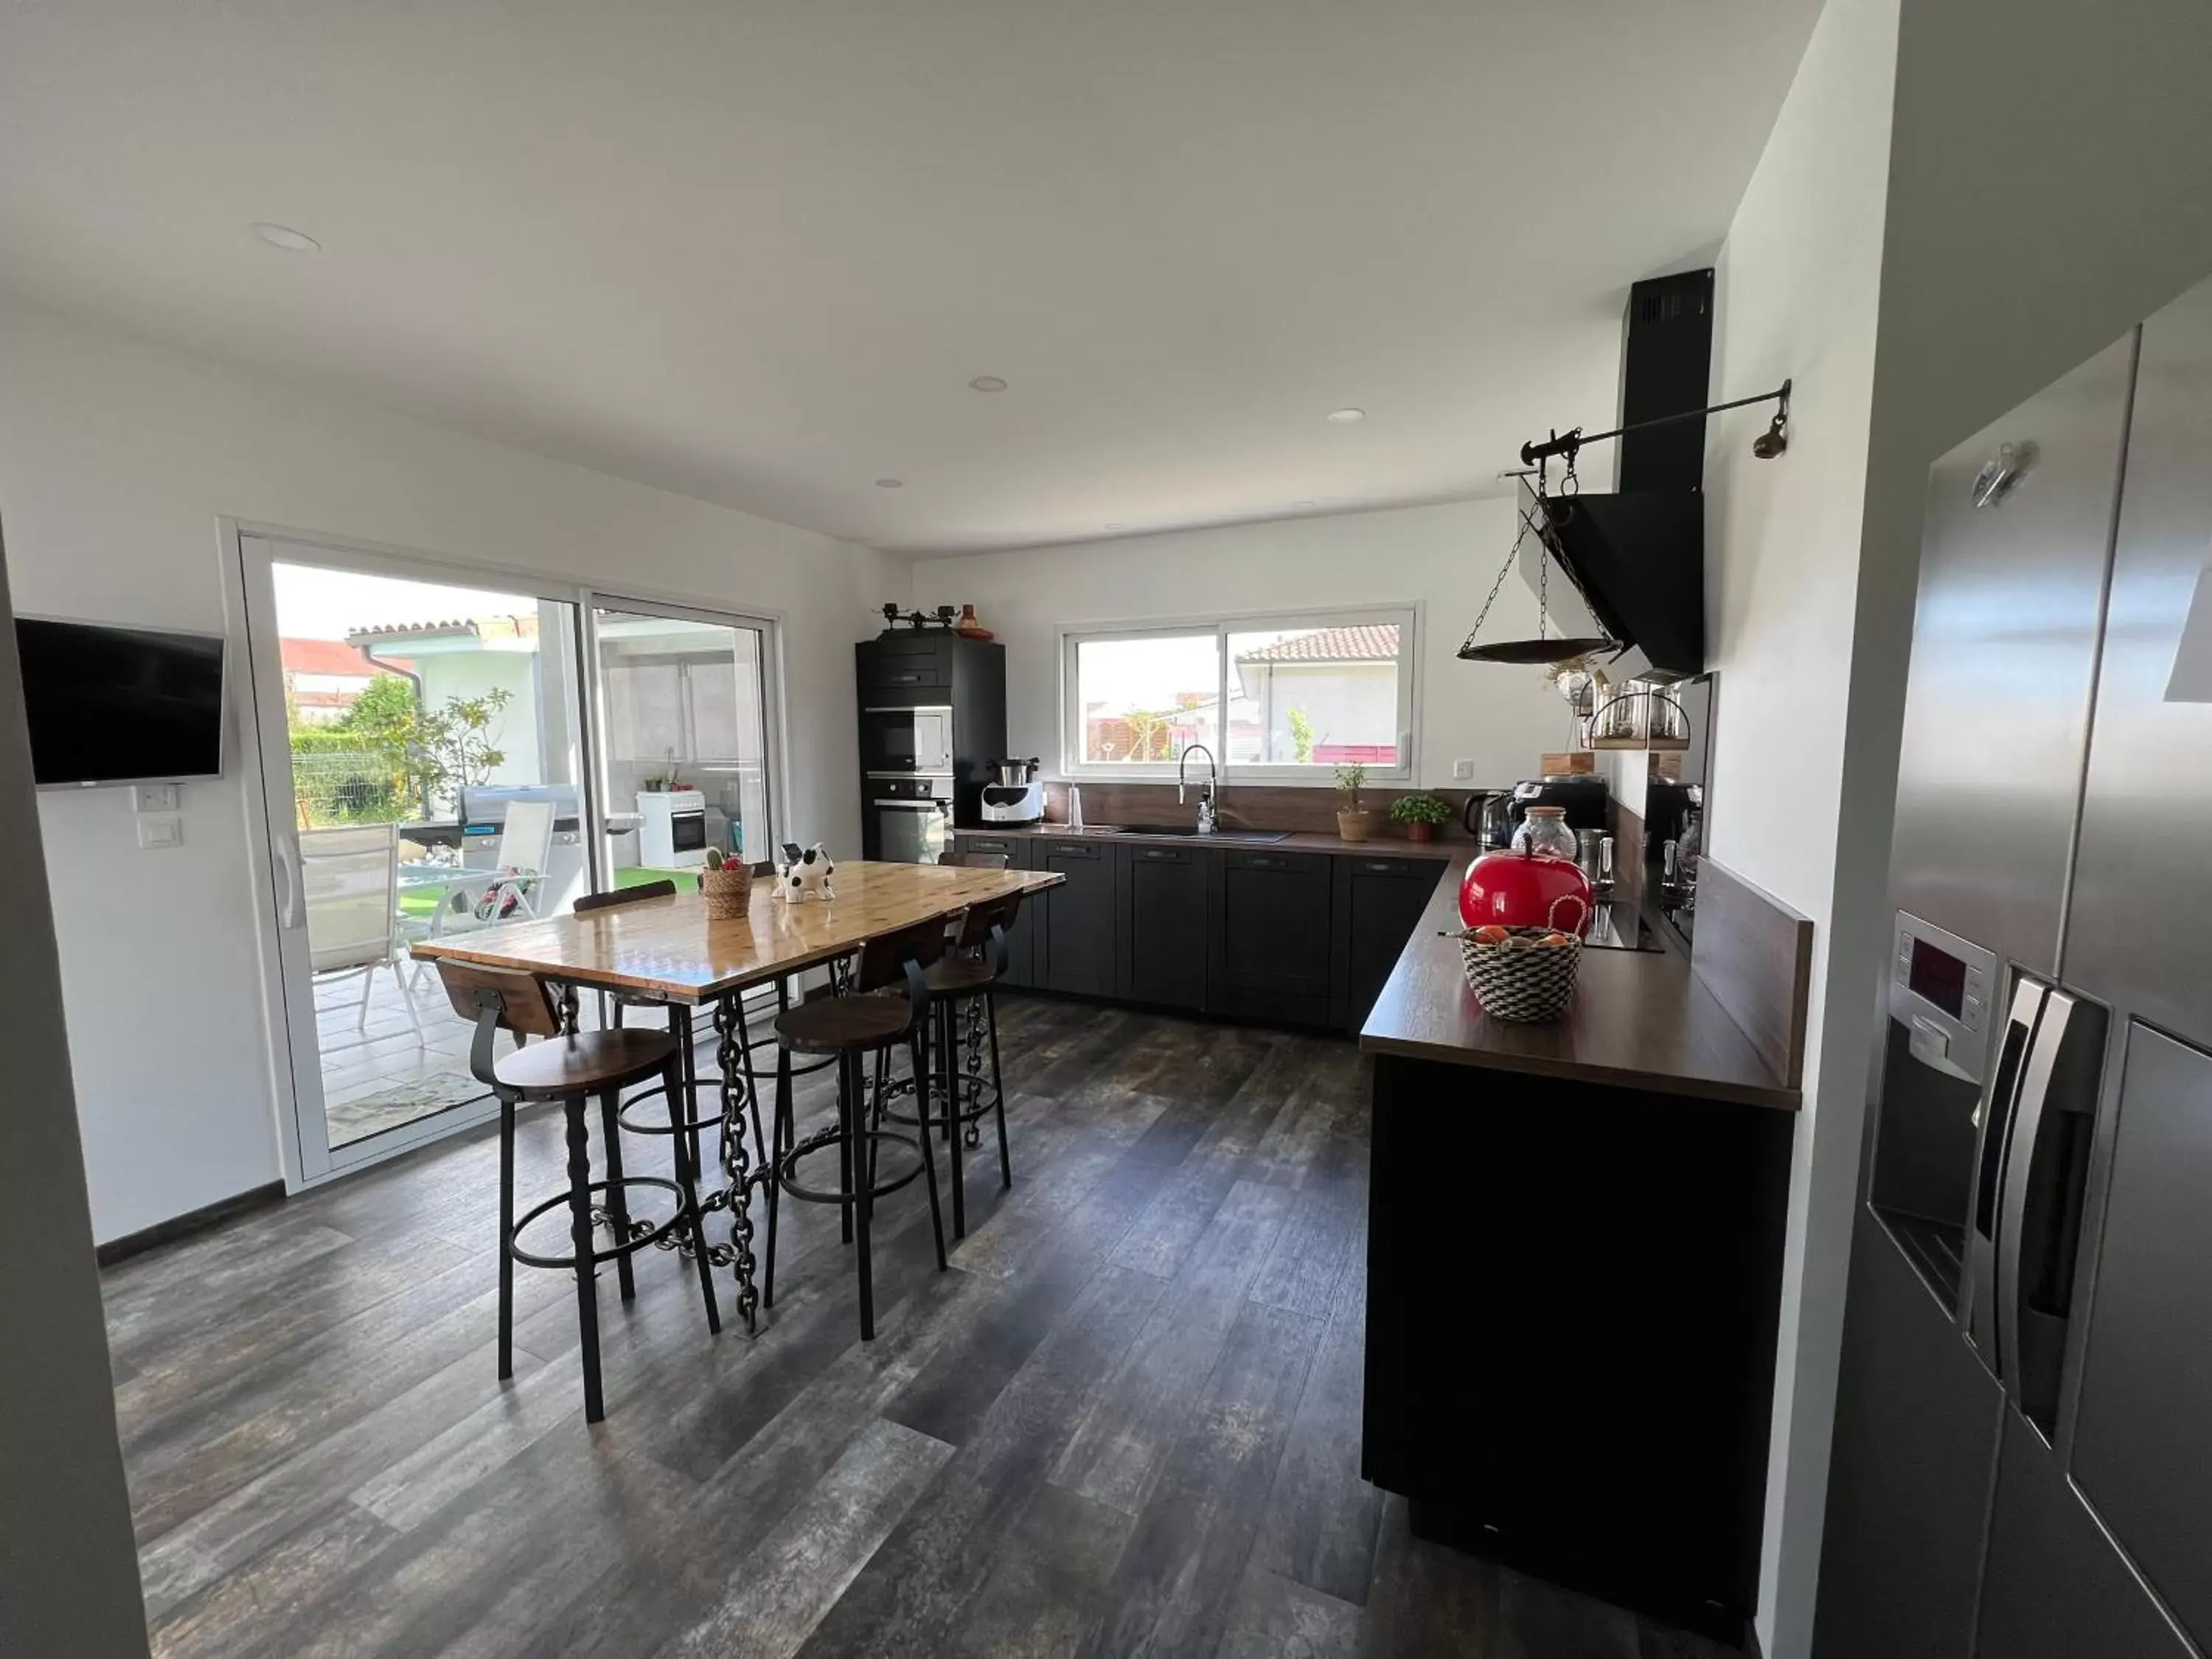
510, 1175, 686, 1270
775, 1124, 932, 1207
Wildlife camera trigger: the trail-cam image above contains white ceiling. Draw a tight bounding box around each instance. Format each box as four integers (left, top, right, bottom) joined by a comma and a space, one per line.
0, 1, 1818, 554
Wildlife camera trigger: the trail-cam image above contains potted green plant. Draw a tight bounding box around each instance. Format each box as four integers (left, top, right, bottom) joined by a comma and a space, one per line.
1388, 792, 1453, 844
1335, 762, 1371, 843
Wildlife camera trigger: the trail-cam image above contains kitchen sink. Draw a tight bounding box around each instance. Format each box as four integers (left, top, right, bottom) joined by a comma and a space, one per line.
1107, 824, 1292, 844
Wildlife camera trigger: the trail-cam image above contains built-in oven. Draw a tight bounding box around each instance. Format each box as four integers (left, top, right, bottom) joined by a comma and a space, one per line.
860, 703, 954, 776
869, 773, 951, 863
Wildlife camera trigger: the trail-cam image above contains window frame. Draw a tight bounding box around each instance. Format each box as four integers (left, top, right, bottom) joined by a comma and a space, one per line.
1058, 602, 1419, 785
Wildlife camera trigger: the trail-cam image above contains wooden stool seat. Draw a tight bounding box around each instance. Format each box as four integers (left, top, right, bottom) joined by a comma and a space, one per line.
492, 1027, 679, 1099
772, 994, 919, 1057
922, 955, 998, 998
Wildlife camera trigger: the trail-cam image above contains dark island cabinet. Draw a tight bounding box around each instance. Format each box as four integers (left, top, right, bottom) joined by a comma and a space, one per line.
1030, 838, 1118, 998
1332, 853, 1447, 1031
947, 832, 1035, 987
1117, 844, 1210, 1011
1209, 848, 1334, 1026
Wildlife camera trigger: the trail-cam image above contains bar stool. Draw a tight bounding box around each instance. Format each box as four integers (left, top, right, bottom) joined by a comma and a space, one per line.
918, 891, 1023, 1239
575, 880, 743, 1195
764, 915, 950, 1340
438, 959, 722, 1423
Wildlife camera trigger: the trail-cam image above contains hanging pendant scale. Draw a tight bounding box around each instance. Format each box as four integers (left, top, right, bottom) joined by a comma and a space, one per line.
1455, 441, 1616, 666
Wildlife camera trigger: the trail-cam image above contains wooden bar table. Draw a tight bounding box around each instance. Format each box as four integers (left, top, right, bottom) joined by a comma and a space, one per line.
412, 858, 1062, 1330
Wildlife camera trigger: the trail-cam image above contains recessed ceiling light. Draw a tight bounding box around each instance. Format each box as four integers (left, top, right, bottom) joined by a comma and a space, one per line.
874, 478, 904, 490
967, 375, 1008, 393
1326, 407, 1366, 424
1293, 500, 1318, 509
1104, 522, 1128, 532
251, 222, 320, 252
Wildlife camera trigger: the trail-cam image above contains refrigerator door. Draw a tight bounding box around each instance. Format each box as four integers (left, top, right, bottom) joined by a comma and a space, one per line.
1890, 333, 2138, 978
2067, 275, 2212, 1048
1812, 1213, 2005, 1659
1974, 1408, 2193, 1659
2067, 1023, 2212, 1651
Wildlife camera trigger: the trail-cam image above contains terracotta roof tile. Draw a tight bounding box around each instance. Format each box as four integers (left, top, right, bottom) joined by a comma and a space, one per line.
1233, 624, 1399, 663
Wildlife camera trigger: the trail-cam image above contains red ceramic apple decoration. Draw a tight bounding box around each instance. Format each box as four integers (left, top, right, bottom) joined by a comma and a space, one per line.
1459, 846, 1594, 936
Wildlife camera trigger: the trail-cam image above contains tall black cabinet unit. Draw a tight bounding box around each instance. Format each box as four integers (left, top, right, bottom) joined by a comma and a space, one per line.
1814, 275, 2212, 1659
853, 634, 1005, 860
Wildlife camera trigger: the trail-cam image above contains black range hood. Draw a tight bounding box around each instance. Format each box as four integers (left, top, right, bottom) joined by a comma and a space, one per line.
1466, 268, 1714, 681
1525, 486, 1706, 678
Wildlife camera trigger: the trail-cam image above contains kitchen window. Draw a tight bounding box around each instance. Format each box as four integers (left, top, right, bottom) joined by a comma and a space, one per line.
1060, 605, 1416, 782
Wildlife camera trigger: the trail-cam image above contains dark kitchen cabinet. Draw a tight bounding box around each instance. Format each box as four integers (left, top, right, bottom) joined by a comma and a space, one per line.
1365, 1050, 1795, 1642
1031, 838, 1118, 998
1811, 1214, 2004, 1659
1332, 852, 1444, 1032
1117, 844, 1211, 1011
948, 832, 1034, 988
855, 633, 953, 692
1210, 848, 1333, 1026
1973, 1410, 2191, 1659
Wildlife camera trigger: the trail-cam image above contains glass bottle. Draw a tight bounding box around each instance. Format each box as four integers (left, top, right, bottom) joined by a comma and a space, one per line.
1512, 804, 1577, 861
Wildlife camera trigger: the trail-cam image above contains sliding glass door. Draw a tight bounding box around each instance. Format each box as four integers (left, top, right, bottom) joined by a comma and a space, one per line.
238, 535, 592, 1177
588, 601, 779, 884
237, 534, 787, 1185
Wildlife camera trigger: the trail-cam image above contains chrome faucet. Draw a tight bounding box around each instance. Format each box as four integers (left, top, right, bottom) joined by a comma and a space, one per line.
1178, 743, 1219, 834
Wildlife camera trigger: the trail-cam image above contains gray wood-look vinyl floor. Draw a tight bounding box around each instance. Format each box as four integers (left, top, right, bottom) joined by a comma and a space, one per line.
104, 997, 1737, 1658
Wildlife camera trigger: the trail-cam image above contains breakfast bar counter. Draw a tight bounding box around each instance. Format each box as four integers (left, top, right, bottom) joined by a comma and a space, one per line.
1355, 858, 1811, 1644
1359, 866, 1802, 1110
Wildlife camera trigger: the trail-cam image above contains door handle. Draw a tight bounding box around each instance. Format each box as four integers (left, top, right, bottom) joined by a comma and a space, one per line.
1994, 988, 2106, 1433
1964, 979, 2043, 1354
272, 832, 304, 929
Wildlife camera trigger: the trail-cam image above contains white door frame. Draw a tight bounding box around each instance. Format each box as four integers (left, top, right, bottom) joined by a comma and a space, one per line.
580, 590, 791, 881
220, 518, 790, 1189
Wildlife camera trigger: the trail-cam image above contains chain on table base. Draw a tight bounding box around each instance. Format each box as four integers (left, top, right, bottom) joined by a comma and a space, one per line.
712, 995, 760, 1331
591, 1186, 740, 1266
963, 1001, 986, 1147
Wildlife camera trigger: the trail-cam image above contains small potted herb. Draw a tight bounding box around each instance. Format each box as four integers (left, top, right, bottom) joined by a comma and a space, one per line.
1388, 792, 1453, 844
1335, 762, 1371, 843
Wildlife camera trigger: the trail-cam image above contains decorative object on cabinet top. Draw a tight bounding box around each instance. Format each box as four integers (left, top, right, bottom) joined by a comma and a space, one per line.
877, 602, 960, 634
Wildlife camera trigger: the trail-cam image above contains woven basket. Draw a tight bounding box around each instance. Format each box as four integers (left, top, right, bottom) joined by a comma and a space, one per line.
1458, 925, 1582, 1023
698, 862, 754, 920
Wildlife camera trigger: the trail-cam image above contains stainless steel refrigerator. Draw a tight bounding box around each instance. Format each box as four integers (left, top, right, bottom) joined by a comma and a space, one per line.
1813, 271, 2212, 1658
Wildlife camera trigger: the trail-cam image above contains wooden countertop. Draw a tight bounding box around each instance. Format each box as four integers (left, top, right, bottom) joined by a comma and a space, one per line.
1359, 868, 1801, 1110
411, 859, 1060, 1004
957, 824, 1461, 860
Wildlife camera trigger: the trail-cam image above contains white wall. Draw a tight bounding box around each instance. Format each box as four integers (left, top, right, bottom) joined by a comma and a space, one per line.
1700, 1, 1899, 1652
1705, 0, 2212, 1652
0, 296, 902, 1243
908, 499, 1578, 790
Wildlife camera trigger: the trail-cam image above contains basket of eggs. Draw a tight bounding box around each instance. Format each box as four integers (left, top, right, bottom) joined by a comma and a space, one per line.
1458, 894, 1588, 1023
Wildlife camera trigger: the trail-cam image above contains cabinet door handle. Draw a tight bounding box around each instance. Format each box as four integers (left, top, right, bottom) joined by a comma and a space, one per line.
1140, 849, 1180, 861
1362, 860, 1398, 873
1246, 855, 1286, 869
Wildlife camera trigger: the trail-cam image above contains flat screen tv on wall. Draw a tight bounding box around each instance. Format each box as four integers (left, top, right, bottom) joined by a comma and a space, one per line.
15, 616, 228, 787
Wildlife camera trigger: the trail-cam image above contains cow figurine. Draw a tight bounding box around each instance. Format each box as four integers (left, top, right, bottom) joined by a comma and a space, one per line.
779, 842, 836, 901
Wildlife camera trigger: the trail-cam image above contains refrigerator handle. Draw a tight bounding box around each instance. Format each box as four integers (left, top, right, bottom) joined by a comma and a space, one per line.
1964, 979, 2045, 1352
1996, 989, 2076, 1410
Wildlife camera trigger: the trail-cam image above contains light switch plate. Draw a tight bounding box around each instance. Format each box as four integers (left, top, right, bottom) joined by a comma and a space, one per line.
1451, 759, 1475, 780
133, 783, 179, 813
137, 814, 183, 849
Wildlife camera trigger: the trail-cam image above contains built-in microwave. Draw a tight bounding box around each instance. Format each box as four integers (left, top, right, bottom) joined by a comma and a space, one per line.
860, 703, 954, 775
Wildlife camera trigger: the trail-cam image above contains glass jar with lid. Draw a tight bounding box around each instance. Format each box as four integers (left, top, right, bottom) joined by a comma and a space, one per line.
1512, 804, 1578, 861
